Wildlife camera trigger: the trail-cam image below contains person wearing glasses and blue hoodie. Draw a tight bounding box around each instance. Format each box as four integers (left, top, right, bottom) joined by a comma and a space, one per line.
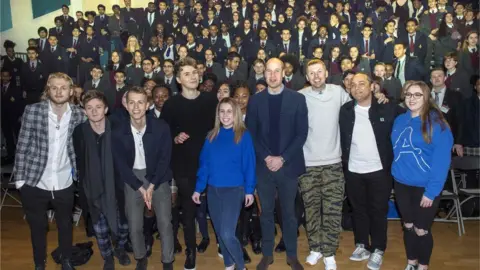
391, 81, 453, 270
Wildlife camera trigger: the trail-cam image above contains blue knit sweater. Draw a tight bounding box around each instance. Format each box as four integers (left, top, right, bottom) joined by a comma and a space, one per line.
195, 127, 256, 194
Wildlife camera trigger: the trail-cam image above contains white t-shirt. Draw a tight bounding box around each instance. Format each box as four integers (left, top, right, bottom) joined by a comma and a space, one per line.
348, 105, 383, 173
131, 124, 147, 170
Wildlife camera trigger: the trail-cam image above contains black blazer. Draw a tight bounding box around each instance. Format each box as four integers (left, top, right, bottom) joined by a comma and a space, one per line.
283, 72, 306, 91
245, 88, 308, 178
112, 116, 172, 190
83, 78, 111, 92
339, 96, 406, 172
441, 88, 463, 144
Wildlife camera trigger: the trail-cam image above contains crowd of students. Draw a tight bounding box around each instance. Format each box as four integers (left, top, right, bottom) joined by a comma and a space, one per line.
1, 0, 479, 270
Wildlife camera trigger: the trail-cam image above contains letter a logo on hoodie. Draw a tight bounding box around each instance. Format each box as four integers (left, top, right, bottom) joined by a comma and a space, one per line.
393, 127, 430, 172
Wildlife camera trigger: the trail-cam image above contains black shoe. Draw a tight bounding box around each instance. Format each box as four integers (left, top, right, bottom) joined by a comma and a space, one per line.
197, 237, 210, 253
61, 259, 76, 270
174, 238, 182, 254
252, 241, 262, 254
274, 239, 286, 253
217, 244, 223, 258
243, 247, 251, 264
114, 247, 131, 266
286, 257, 304, 270
124, 240, 134, 253
242, 235, 249, 247
256, 256, 274, 270
135, 257, 148, 270
184, 248, 196, 270
163, 261, 174, 270
34, 265, 45, 270
103, 255, 115, 270
146, 243, 153, 258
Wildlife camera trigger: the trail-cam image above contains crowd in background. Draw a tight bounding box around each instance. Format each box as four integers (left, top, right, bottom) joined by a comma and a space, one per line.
1, 0, 479, 270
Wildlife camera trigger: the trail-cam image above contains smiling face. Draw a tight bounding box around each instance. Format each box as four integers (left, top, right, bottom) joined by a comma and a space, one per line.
177, 65, 199, 90
219, 102, 234, 128
234, 87, 250, 113
153, 87, 169, 110
404, 85, 425, 114
350, 74, 372, 103
374, 64, 386, 78
127, 91, 149, 120
265, 59, 284, 90
306, 62, 328, 89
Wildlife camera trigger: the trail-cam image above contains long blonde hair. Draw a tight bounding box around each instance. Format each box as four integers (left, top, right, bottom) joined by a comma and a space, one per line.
126, 35, 140, 52
403, 81, 450, 144
462, 31, 478, 51
207, 97, 246, 144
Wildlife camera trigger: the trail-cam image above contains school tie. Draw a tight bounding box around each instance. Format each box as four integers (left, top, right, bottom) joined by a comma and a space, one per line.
365, 40, 369, 54
284, 43, 288, 53
51, 47, 55, 53
166, 78, 170, 84
261, 41, 265, 48
166, 47, 171, 57
228, 71, 233, 78
434, 92, 440, 106
31, 62, 35, 71
409, 36, 415, 53
40, 40, 44, 50
395, 60, 402, 79
93, 82, 97, 89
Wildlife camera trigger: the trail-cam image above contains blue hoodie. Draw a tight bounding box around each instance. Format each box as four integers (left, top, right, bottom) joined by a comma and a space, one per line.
391, 111, 453, 200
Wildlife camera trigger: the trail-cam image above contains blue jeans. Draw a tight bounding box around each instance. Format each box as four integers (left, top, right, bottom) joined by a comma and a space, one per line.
257, 169, 299, 257
207, 186, 245, 268
196, 193, 210, 239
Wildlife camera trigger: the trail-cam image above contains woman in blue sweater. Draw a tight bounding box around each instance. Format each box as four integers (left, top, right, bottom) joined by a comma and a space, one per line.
391, 81, 453, 270
192, 97, 256, 270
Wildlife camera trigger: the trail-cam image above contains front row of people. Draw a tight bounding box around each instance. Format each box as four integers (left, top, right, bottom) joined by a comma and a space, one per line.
14, 57, 453, 270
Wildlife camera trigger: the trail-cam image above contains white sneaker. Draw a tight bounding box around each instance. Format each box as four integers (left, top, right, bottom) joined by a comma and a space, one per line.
305, 251, 323, 266
349, 244, 371, 261
323, 256, 337, 270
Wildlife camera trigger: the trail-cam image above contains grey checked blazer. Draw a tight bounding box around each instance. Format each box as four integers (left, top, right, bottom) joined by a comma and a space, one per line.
13, 101, 85, 187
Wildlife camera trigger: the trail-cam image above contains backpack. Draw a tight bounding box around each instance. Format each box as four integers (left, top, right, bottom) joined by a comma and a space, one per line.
51, 242, 94, 266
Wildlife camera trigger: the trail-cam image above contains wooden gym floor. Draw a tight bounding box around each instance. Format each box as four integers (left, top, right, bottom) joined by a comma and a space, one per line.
1, 202, 479, 269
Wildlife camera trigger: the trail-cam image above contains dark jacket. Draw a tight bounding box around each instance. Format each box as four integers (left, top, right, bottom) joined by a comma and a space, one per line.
339, 96, 405, 172
245, 87, 308, 178
459, 94, 479, 147
112, 116, 172, 191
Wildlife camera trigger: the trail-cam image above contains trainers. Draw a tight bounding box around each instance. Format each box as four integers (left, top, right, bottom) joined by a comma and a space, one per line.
323, 256, 337, 270
349, 244, 371, 261
217, 244, 223, 258
367, 249, 384, 270
404, 264, 417, 270
305, 251, 323, 266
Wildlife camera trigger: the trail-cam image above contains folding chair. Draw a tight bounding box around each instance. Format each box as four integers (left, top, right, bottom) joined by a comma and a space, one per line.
446, 156, 480, 221
434, 158, 466, 236
0, 164, 22, 211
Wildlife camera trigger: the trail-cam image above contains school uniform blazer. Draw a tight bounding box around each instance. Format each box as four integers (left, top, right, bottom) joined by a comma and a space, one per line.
112, 116, 172, 191
400, 32, 428, 64
245, 87, 308, 178
13, 101, 85, 187
394, 56, 426, 82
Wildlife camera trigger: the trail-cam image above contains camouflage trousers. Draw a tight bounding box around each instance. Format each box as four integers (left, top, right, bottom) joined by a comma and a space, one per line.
298, 162, 345, 257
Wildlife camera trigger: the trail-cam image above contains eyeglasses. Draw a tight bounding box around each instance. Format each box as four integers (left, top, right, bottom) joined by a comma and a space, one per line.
404, 92, 424, 99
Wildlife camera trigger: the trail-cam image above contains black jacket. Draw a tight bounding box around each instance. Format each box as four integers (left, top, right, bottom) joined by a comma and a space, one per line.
339, 96, 405, 172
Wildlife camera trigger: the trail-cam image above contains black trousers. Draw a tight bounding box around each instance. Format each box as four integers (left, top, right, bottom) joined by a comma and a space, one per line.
275, 189, 304, 234
394, 181, 440, 265
345, 169, 392, 251
175, 176, 198, 252
21, 184, 75, 265
1, 116, 20, 159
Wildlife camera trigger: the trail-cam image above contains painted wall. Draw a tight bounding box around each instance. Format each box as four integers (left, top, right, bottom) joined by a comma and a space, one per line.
1, 0, 83, 54
0, 0, 154, 54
